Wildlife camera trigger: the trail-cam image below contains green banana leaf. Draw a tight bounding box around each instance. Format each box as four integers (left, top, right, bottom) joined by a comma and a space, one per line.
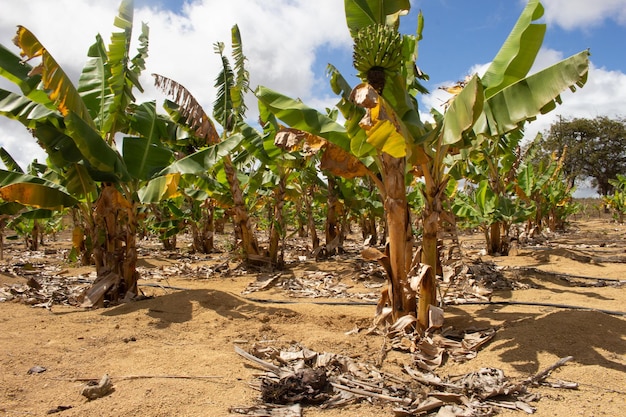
0, 43, 50, 104
230, 24, 249, 119
0, 147, 23, 173
255, 86, 351, 152
123, 136, 173, 181
0, 169, 55, 188
478, 50, 589, 137
441, 74, 484, 145
33, 123, 83, 168
63, 163, 98, 201
78, 34, 112, 130
482, 0, 546, 98
105, 0, 147, 135
64, 111, 129, 179
327, 64, 372, 157
0, 201, 25, 216
0, 89, 60, 127
15, 208, 55, 220
123, 101, 173, 180
157, 133, 243, 178
234, 121, 277, 167
344, 0, 410, 33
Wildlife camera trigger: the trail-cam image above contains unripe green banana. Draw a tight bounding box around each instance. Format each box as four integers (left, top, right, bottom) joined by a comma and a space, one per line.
352, 24, 403, 80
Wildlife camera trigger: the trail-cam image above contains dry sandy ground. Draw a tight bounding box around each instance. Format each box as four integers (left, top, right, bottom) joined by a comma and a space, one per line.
0, 217, 624, 417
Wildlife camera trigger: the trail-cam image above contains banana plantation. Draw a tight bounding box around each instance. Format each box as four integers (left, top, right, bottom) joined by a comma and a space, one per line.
0, 0, 590, 319
2, 0, 625, 415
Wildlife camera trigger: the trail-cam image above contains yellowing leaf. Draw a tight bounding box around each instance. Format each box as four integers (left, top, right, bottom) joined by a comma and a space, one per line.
365, 119, 406, 158
164, 173, 181, 199
357, 98, 407, 158
320, 142, 369, 179
0, 183, 76, 210
14, 26, 94, 124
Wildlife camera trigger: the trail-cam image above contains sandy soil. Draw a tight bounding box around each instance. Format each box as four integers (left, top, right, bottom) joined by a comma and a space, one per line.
0, 217, 624, 417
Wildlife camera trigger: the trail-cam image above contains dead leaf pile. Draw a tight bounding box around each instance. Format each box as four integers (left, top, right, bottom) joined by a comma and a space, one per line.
441, 261, 534, 305
0, 261, 88, 307
243, 270, 380, 302
279, 271, 372, 300
232, 343, 575, 417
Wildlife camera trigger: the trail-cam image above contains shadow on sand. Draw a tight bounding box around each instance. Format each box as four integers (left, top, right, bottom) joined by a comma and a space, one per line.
445, 305, 626, 375
100, 289, 299, 329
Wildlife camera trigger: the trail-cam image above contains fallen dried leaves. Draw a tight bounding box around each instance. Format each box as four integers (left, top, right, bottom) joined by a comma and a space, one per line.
232, 343, 576, 417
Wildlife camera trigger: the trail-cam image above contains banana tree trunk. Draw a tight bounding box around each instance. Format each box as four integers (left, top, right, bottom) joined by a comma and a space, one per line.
382, 154, 416, 322
488, 222, 502, 255
190, 198, 215, 253
83, 184, 139, 307
223, 155, 260, 259
419, 176, 442, 329
268, 175, 286, 267
305, 189, 320, 251
0, 221, 4, 260
325, 175, 340, 254
29, 220, 40, 251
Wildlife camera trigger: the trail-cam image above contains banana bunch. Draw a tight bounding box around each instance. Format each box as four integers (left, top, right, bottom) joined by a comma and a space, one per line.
352, 24, 403, 79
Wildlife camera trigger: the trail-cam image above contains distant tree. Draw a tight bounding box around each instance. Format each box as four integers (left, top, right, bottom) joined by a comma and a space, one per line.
537, 116, 626, 195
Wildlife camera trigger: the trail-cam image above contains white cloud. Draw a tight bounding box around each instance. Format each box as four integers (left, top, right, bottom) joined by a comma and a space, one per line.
0, 0, 352, 169
541, 0, 626, 30
0, 0, 625, 182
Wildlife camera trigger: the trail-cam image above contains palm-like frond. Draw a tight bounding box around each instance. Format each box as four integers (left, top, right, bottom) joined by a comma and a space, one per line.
0, 147, 24, 173
230, 25, 249, 119
104, 0, 144, 140
153, 74, 220, 144
213, 42, 235, 131
78, 34, 112, 131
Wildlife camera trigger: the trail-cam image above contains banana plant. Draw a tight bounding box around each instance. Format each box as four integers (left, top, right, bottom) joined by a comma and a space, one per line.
450, 128, 527, 254
452, 179, 529, 253
604, 174, 626, 223
151, 25, 267, 262
0, 0, 179, 306
515, 147, 568, 232
257, 0, 589, 329
0, 160, 77, 255
544, 171, 580, 230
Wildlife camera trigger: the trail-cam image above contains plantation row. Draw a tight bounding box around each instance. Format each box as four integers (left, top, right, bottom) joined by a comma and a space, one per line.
1, 0, 622, 328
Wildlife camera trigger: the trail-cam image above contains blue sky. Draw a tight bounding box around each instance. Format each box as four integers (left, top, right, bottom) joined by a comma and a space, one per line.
1, 0, 625, 195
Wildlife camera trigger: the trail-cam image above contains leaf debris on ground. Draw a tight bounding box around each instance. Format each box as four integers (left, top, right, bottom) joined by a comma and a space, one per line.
232, 342, 576, 416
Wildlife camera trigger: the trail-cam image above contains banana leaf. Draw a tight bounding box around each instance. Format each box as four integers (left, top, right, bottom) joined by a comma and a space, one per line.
482, 0, 546, 98
477, 50, 589, 137
0, 147, 23, 173
63, 163, 97, 201
78, 34, 113, 129
15, 208, 55, 220
327, 64, 372, 157
344, 0, 410, 33
123, 101, 173, 180
0, 43, 50, 104
64, 111, 129, 180
14, 26, 95, 126
255, 86, 351, 152
0, 182, 77, 211
137, 173, 181, 203
441, 74, 484, 145
0, 89, 60, 127
0, 201, 25, 216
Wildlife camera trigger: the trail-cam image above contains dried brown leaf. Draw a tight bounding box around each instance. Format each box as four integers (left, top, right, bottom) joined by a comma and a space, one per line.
320, 143, 369, 179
